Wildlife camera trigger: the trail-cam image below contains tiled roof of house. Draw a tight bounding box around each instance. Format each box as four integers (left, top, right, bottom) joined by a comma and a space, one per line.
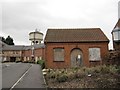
112, 19, 120, 33
44, 28, 109, 43
114, 19, 120, 29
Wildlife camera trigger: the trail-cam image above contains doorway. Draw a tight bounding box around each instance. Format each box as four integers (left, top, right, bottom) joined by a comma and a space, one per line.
70, 48, 83, 67
10, 57, 16, 62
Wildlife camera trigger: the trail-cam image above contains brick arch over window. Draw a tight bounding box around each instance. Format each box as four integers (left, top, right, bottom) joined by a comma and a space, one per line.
70, 48, 83, 67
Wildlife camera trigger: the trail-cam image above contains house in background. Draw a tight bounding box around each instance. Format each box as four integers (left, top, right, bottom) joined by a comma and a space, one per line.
107, 19, 120, 65
23, 44, 45, 62
44, 28, 109, 68
112, 19, 120, 50
2, 45, 24, 62
0, 30, 45, 63
105, 1, 120, 65
111, 1, 120, 51
0, 40, 8, 62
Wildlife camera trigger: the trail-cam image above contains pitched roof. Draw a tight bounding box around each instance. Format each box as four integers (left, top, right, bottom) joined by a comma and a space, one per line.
113, 19, 120, 29
2, 44, 45, 51
0, 40, 8, 51
2, 45, 25, 51
44, 28, 109, 43
24, 44, 45, 50
0, 40, 8, 46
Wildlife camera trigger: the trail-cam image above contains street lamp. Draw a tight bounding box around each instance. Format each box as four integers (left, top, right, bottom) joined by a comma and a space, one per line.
112, 27, 120, 50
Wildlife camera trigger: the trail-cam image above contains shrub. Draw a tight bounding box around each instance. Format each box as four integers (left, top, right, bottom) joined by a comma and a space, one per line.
56, 74, 68, 83
100, 65, 110, 74
49, 72, 56, 79
98, 65, 119, 74
109, 65, 118, 74
117, 66, 120, 74
103, 51, 120, 65
37, 59, 45, 69
47, 69, 68, 82
47, 69, 61, 79
67, 72, 75, 80
92, 66, 103, 74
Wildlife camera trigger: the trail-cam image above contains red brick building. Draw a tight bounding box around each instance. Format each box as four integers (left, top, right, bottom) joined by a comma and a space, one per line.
23, 44, 45, 62
0, 31, 45, 63
44, 28, 109, 68
112, 19, 120, 50
0, 42, 45, 63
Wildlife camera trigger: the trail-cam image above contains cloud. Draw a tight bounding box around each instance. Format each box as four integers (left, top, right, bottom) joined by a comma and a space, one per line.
1, 0, 120, 49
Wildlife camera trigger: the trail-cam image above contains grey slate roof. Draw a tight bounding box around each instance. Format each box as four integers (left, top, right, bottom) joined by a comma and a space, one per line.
0, 41, 8, 51
0, 40, 8, 46
2, 45, 25, 51
24, 44, 45, 50
2, 43, 45, 51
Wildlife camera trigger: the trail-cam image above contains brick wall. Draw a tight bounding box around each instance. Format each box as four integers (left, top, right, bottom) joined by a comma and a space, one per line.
2, 50, 23, 61
23, 48, 45, 62
34, 48, 45, 60
45, 42, 109, 68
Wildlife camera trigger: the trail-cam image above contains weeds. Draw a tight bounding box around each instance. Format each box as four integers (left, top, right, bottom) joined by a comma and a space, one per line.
46, 65, 120, 88
56, 74, 68, 82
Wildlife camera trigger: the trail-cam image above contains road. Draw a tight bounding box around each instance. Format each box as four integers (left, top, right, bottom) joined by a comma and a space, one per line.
2, 63, 46, 89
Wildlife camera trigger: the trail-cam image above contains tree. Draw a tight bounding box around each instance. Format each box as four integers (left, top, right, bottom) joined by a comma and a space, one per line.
1, 37, 6, 43
5, 36, 14, 45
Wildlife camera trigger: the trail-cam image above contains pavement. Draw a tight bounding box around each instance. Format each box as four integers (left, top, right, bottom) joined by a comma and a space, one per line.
2, 63, 46, 89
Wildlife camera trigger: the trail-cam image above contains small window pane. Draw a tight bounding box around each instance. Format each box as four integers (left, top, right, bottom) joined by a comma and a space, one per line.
113, 32, 118, 40
89, 48, 101, 61
54, 48, 64, 61
36, 41, 38, 44
118, 31, 120, 40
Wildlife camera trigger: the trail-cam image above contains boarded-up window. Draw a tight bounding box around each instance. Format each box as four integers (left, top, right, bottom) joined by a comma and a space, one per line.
89, 48, 101, 61
54, 48, 64, 61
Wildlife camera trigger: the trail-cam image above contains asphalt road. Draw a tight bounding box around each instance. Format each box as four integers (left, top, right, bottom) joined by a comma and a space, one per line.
2, 63, 46, 89
14, 64, 46, 88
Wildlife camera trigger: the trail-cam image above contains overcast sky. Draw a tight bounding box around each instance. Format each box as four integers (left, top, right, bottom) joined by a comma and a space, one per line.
0, 0, 120, 49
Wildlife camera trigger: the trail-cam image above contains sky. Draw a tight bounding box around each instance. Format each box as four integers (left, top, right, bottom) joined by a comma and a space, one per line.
0, 0, 120, 49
